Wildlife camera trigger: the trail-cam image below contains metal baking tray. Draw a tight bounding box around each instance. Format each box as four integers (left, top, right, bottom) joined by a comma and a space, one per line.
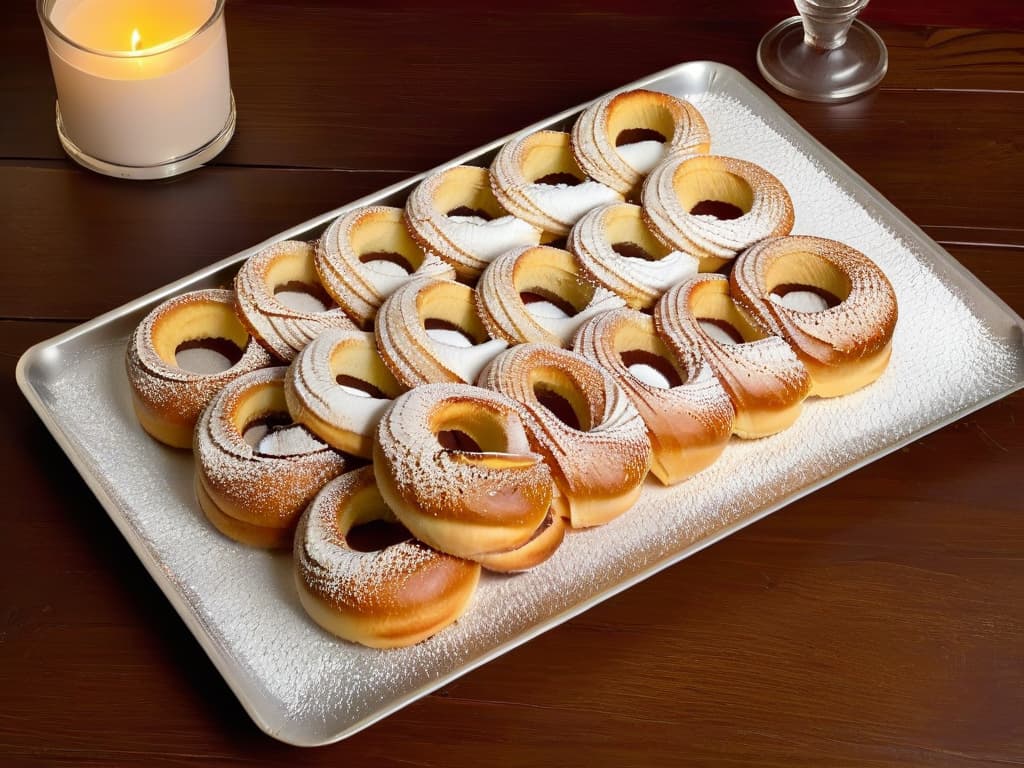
17, 61, 1024, 746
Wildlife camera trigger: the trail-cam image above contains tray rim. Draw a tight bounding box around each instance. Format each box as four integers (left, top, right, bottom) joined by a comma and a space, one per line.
16, 59, 1024, 747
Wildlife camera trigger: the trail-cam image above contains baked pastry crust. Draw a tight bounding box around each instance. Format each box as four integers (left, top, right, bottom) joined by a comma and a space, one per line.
315, 205, 455, 329
568, 202, 699, 311
731, 235, 898, 397
194, 366, 348, 547
655, 275, 810, 439
574, 308, 734, 485
285, 327, 406, 458
478, 343, 651, 528
404, 165, 542, 282
375, 277, 507, 387
642, 155, 794, 271
571, 88, 710, 198
490, 130, 624, 237
374, 383, 554, 559
475, 245, 625, 347
126, 288, 273, 448
294, 466, 481, 648
234, 240, 354, 362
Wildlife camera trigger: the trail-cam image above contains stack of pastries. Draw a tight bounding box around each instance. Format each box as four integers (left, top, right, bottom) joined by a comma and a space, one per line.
126, 88, 898, 649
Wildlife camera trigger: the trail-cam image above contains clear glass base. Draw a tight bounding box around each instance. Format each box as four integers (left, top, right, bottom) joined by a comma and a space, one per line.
757, 17, 887, 103
55, 93, 237, 180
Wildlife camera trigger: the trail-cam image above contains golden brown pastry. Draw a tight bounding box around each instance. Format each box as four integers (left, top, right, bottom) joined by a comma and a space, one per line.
374, 383, 554, 560
655, 275, 810, 439
574, 308, 734, 485
490, 130, 624, 237
314, 205, 455, 329
730, 235, 898, 397
470, 509, 566, 573
571, 88, 710, 198
294, 466, 481, 648
194, 366, 348, 548
234, 240, 355, 362
568, 202, 700, 311
374, 277, 507, 388
284, 327, 407, 458
642, 155, 794, 271
478, 344, 651, 528
126, 288, 273, 448
474, 245, 625, 348
404, 165, 543, 282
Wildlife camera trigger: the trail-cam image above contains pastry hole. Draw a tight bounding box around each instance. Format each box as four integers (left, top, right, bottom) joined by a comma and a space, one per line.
698, 318, 745, 345
446, 206, 493, 221
620, 349, 683, 388
533, 172, 583, 187
424, 318, 478, 348
243, 413, 322, 456
615, 128, 667, 146
358, 251, 413, 277
689, 200, 745, 220
612, 241, 657, 262
770, 284, 841, 313
521, 289, 578, 321
436, 429, 483, 453
532, 379, 592, 432
174, 337, 243, 374
335, 374, 386, 399
274, 281, 334, 313
345, 519, 413, 552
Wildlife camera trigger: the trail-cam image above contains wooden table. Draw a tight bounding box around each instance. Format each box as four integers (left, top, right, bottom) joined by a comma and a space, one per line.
3, 1, 1022, 765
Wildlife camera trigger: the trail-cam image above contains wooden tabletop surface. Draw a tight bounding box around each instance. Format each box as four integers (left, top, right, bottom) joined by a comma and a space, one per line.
3, 1, 1023, 765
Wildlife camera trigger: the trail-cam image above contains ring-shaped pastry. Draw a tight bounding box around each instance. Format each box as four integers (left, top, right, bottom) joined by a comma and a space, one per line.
127, 288, 273, 448
314, 205, 455, 329
470, 508, 566, 573
234, 240, 354, 362
374, 383, 554, 560
573, 308, 734, 485
730, 236, 898, 398
568, 202, 700, 311
285, 328, 407, 458
654, 275, 810, 439
478, 344, 651, 528
294, 466, 481, 648
194, 366, 348, 547
642, 155, 794, 272
475, 245, 625, 348
571, 88, 711, 198
375, 277, 507, 388
404, 165, 542, 282
490, 130, 624, 237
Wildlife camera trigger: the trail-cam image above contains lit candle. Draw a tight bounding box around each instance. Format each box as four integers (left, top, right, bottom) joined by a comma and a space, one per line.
38, 0, 235, 179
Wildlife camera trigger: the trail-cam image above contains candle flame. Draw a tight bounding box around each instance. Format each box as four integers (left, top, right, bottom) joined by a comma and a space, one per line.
130, 28, 141, 52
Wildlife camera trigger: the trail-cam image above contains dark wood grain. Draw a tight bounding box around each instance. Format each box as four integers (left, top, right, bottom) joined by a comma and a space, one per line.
3, 1, 1024, 765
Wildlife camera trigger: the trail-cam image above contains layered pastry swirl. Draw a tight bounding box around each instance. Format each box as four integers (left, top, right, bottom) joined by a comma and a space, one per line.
642, 155, 794, 271
314, 205, 455, 329
655, 275, 811, 439
234, 240, 354, 362
574, 308, 734, 485
404, 165, 542, 281
490, 130, 624, 237
475, 245, 625, 347
730, 235, 897, 397
571, 88, 711, 198
479, 344, 651, 528
569, 202, 699, 311
126, 288, 273, 448
375, 277, 507, 387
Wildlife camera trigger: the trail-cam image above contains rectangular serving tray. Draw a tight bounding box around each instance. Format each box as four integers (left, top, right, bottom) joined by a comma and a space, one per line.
17, 61, 1024, 746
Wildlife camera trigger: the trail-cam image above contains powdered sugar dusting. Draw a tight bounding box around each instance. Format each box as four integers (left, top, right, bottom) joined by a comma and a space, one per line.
34, 86, 1023, 745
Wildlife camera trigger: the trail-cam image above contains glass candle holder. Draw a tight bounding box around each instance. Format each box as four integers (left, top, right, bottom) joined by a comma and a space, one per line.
37, 0, 236, 180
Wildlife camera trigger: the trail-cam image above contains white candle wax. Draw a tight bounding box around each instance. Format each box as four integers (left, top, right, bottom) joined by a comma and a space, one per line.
40, 0, 233, 174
